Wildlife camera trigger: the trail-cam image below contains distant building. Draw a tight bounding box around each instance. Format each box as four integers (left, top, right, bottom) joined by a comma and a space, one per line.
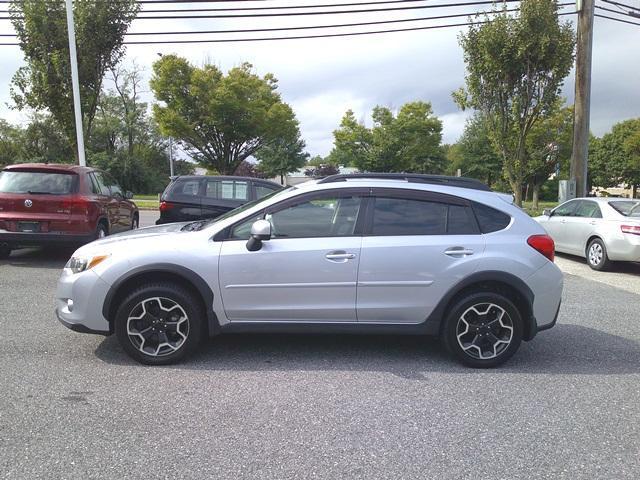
272, 166, 358, 186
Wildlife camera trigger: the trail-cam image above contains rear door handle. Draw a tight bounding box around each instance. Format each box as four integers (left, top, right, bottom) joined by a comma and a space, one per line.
444, 247, 474, 257
325, 251, 356, 262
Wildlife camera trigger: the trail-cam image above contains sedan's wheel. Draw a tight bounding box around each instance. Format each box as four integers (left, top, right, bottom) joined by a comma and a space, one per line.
586, 238, 611, 271
442, 292, 523, 368
114, 283, 204, 365
0, 246, 11, 259
131, 215, 139, 230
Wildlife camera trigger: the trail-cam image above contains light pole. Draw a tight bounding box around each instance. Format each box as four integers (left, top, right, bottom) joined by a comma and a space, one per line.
169, 137, 174, 178
157, 52, 175, 178
65, 0, 86, 166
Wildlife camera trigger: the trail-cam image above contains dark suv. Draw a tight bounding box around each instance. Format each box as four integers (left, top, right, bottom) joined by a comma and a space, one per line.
156, 175, 282, 225
0, 163, 139, 258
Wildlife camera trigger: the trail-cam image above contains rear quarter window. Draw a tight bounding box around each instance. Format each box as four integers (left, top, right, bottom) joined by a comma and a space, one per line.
472, 202, 511, 233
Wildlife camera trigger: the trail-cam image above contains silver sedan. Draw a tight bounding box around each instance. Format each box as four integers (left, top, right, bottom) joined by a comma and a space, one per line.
536, 197, 640, 270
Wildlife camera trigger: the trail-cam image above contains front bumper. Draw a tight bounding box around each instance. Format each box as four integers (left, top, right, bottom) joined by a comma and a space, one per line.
0, 230, 95, 248
56, 269, 112, 335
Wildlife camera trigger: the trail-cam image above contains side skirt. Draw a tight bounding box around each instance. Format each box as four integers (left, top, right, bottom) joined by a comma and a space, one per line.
218, 321, 439, 336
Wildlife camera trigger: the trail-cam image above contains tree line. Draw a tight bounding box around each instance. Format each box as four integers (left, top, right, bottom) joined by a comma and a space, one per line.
1, 0, 637, 203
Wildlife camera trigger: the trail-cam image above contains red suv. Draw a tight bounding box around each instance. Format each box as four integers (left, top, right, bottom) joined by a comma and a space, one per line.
0, 163, 139, 258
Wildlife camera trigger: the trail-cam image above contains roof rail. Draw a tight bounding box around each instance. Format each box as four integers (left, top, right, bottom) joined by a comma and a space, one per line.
316, 173, 491, 191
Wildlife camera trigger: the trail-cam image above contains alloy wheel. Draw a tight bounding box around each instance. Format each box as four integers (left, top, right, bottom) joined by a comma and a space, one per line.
456, 303, 514, 360
126, 297, 190, 357
588, 243, 603, 266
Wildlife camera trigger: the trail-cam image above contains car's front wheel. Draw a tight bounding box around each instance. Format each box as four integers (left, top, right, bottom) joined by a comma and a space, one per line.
586, 238, 611, 271
114, 283, 205, 365
442, 292, 523, 368
0, 245, 11, 259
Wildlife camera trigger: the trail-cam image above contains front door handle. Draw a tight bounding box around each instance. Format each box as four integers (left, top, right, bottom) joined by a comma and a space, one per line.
325, 251, 356, 262
444, 247, 474, 257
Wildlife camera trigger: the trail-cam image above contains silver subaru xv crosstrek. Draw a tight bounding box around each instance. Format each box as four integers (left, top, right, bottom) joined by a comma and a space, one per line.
56, 173, 563, 368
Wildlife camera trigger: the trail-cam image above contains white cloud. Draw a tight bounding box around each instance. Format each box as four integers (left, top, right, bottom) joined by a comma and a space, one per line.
0, 7, 638, 158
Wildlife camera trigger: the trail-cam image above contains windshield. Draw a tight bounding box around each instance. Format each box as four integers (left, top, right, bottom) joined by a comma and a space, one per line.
609, 200, 640, 217
181, 186, 295, 232
0, 170, 77, 195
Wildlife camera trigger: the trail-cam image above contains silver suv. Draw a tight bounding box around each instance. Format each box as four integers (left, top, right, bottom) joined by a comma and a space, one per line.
56, 174, 563, 368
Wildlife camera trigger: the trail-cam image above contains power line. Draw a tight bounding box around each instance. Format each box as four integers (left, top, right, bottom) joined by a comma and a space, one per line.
599, 0, 640, 10
595, 11, 640, 24
595, 4, 640, 16
0, 10, 577, 46
1, 0, 525, 20
0, 3, 575, 37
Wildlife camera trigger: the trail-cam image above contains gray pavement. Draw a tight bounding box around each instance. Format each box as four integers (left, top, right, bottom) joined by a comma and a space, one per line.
0, 234, 639, 479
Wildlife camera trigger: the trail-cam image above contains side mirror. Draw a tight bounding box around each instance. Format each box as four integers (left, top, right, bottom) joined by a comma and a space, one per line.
125, 191, 134, 199
542, 208, 552, 217
246, 219, 271, 251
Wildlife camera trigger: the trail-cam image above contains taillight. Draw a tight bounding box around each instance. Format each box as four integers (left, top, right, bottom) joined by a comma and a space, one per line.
621, 225, 640, 235
159, 201, 174, 212
527, 234, 555, 262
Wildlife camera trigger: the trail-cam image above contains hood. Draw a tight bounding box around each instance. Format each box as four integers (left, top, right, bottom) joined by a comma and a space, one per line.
89, 222, 192, 247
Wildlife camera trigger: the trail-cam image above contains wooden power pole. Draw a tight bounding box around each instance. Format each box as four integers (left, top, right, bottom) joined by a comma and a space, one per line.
570, 0, 595, 198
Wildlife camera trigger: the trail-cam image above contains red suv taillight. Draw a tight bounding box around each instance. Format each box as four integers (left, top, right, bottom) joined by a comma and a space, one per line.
621, 224, 640, 235
159, 201, 174, 212
527, 234, 555, 262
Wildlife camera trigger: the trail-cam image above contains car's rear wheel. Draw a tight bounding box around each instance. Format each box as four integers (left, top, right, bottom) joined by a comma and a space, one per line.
586, 238, 611, 271
0, 245, 11, 259
114, 283, 204, 365
131, 214, 139, 230
442, 292, 523, 368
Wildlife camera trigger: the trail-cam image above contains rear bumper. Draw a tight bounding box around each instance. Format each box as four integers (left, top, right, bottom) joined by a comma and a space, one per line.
0, 230, 94, 248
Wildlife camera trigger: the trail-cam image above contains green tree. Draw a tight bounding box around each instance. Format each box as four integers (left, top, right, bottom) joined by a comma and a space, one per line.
332, 102, 443, 173
449, 114, 503, 187
256, 132, 309, 184
9, 0, 140, 160
150, 56, 302, 175
453, 0, 575, 205
590, 119, 640, 197
525, 102, 573, 209
21, 114, 74, 163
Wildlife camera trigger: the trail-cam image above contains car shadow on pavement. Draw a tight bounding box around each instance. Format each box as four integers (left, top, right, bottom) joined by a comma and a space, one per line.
557, 252, 640, 274
0, 247, 73, 269
94, 323, 640, 377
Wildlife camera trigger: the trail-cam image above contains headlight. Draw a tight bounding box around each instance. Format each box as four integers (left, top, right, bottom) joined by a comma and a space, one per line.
65, 254, 110, 274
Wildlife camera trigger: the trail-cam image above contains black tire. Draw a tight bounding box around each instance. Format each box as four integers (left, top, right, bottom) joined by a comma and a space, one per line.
586, 238, 611, 271
0, 246, 11, 259
95, 222, 108, 240
442, 292, 523, 368
114, 282, 204, 365
131, 214, 139, 230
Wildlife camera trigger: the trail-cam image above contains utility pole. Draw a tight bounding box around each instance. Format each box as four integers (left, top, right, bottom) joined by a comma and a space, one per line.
65, 0, 86, 167
570, 0, 595, 198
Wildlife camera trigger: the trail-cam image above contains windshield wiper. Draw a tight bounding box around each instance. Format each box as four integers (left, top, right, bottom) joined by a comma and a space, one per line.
27, 190, 55, 195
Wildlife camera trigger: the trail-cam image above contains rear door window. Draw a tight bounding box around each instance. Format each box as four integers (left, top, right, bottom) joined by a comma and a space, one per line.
370, 197, 448, 236
205, 179, 249, 201
575, 201, 602, 218
0, 170, 77, 195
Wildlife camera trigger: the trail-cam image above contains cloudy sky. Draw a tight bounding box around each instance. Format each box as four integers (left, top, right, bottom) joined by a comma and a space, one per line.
0, 1, 638, 158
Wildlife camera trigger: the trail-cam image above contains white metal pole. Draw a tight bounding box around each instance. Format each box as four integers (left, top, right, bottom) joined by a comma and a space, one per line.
169, 137, 174, 177
65, 0, 86, 166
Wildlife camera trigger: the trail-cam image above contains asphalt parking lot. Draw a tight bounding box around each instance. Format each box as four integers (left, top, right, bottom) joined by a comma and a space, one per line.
1, 212, 639, 479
